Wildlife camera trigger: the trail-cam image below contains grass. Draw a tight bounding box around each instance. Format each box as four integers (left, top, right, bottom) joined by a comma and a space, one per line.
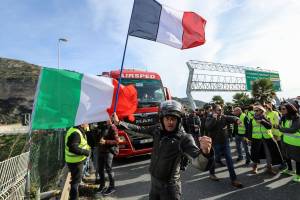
0, 134, 27, 161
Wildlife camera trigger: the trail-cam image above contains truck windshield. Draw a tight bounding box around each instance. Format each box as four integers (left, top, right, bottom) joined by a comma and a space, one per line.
120, 79, 165, 107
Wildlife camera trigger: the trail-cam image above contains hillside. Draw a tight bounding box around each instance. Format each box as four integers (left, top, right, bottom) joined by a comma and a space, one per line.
0, 57, 40, 124
172, 97, 206, 109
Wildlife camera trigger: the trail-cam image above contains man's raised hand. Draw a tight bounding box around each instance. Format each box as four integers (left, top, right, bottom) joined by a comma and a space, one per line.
198, 136, 212, 155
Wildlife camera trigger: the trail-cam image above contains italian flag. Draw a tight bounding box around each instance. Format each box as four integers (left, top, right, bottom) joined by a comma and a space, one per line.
32, 67, 137, 130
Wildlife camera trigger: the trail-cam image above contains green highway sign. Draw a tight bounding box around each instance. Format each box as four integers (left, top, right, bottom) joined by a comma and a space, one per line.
245, 70, 281, 91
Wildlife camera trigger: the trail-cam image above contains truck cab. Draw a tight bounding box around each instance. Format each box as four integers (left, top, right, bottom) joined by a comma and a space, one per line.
102, 69, 171, 157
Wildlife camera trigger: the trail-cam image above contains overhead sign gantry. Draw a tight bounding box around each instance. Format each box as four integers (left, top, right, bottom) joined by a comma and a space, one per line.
186, 60, 281, 109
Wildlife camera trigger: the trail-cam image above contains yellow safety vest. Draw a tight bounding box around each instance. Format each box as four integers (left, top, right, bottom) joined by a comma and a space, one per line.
281, 120, 300, 147
238, 113, 246, 135
252, 119, 273, 139
267, 111, 281, 137
65, 127, 90, 163
247, 111, 254, 120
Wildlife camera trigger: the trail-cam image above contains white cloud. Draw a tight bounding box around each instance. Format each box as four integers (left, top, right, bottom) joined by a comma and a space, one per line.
88, 0, 300, 103
217, 0, 300, 101
87, 0, 133, 43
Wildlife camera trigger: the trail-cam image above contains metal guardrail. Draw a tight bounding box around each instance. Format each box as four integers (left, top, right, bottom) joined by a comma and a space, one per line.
0, 152, 29, 200
0, 124, 29, 136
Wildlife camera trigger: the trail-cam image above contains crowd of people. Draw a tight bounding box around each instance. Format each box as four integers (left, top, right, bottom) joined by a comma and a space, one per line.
64, 99, 300, 200
182, 100, 300, 188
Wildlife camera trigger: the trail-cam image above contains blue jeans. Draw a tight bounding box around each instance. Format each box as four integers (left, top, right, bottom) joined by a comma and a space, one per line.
235, 135, 250, 161
210, 139, 237, 181
83, 154, 91, 176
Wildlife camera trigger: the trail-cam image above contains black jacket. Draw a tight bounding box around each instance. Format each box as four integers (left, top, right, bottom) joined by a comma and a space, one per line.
186, 114, 201, 135
279, 115, 300, 134
93, 124, 120, 153
205, 114, 239, 144
118, 121, 213, 182
66, 127, 90, 157
200, 114, 208, 136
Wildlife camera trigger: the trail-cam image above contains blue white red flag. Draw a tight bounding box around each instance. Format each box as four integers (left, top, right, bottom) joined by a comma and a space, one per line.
128, 0, 206, 49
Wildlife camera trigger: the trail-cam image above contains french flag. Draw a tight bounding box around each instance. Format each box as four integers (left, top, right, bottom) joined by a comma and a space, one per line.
128, 0, 206, 49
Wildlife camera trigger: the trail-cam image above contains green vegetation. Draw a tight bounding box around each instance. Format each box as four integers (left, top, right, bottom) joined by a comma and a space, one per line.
251, 78, 275, 104
212, 95, 224, 105
232, 92, 253, 107
0, 135, 27, 161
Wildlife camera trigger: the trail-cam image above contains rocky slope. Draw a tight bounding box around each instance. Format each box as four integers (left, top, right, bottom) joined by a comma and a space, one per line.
0, 57, 40, 124
172, 97, 206, 109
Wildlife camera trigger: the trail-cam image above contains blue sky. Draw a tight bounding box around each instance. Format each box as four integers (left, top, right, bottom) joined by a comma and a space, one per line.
0, 0, 136, 73
1, 0, 300, 102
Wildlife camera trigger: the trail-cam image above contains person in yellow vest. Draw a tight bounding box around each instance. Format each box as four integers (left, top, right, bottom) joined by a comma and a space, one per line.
245, 105, 255, 120
250, 105, 283, 175
278, 102, 300, 182
265, 103, 286, 171
265, 103, 281, 141
65, 124, 91, 200
233, 107, 251, 165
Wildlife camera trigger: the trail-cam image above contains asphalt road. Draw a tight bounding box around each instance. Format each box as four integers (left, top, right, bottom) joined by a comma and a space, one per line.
82, 142, 299, 200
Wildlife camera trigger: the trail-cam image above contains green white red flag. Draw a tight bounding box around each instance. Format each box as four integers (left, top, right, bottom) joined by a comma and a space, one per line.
31, 67, 137, 130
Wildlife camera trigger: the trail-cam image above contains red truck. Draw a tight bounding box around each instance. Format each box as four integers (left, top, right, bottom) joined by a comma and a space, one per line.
101, 69, 171, 157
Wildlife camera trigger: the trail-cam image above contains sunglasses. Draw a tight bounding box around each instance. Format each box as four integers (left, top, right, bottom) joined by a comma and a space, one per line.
280, 108, 287, 110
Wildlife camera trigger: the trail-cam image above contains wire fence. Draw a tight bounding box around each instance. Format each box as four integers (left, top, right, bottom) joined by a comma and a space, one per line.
0, 128, 66, 199
29, 129, 66, 195
0, 151, 29, 200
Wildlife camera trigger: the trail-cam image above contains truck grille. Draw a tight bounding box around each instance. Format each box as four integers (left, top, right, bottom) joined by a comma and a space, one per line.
132, 112, 159, 126
124, 129, 153, 150
123, 112, 158, 150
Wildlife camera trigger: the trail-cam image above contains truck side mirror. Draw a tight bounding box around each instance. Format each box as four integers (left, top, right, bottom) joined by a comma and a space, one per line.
164, 87, 172, 100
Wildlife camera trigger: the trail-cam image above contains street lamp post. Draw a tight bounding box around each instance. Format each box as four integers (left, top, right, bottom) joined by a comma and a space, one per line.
57, 38, 67, 162
57, 38, 68, 69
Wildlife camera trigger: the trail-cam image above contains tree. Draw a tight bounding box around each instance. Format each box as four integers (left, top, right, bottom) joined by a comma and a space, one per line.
212, 95, 224, 105
251, 78, 275, 104
223, 102, 234, 114
232, 92, 251, 107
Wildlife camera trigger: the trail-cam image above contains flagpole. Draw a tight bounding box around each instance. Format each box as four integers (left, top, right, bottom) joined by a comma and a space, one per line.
25, 68, 43, 199
113, 34, 129, 112
113, 1, 135, 113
